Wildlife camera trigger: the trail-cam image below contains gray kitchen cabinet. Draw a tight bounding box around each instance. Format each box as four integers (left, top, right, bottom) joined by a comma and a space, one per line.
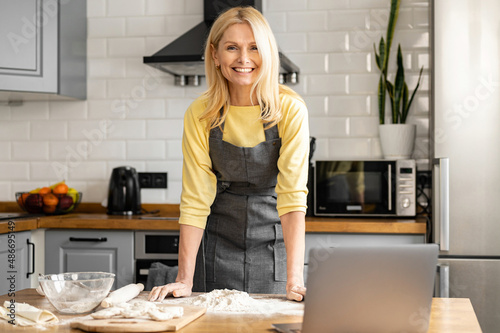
0, 231, 34, 295
0, 0, 86, 101
303, 233, 425, 282
45, 230, 134, 289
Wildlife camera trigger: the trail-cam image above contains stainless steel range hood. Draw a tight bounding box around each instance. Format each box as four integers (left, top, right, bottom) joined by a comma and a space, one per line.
143, 0, 299, 86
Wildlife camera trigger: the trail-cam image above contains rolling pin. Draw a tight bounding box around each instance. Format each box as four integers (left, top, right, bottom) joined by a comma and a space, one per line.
101, 283, 145, 308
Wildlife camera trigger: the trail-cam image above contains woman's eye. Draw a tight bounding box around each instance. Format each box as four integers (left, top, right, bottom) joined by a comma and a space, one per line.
227, 46, 237, 50
251, 45, 258, 51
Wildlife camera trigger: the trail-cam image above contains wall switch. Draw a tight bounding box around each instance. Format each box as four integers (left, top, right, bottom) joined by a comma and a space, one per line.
138, 172, 168, 189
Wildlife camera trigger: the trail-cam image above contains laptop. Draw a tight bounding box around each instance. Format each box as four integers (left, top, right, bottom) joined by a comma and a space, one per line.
273, 244, 438, 333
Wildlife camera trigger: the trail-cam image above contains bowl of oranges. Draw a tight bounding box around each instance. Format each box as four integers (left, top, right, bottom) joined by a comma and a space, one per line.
16, 181, 82, 215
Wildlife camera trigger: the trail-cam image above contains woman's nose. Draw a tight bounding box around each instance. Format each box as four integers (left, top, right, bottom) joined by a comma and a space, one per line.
238, 50, 250, 63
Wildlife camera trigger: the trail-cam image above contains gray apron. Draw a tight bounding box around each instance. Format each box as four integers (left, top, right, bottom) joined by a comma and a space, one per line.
193, 117, 287, 294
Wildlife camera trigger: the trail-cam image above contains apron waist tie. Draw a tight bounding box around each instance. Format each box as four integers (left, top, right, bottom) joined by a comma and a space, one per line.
217, 181, 276, 196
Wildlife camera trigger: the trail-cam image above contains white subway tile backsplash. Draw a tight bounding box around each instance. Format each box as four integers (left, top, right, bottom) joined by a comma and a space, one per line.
128, 99, 166, 119
394, 30, 429, 48
309, 117, 349, 138
328, 138, 372, 158
11, 102, 49, 120
307, 75, 346, 95
68, 120, 111, 141
165, 180, 181, 203
265, 12, 286, 33
349, 74, 379, 94
349, 0, 389, 9
88, 59, 127, 78
12, 142, 49, 161
0, 182, 11, 201
266, 0, 307, 11
127, 140, 166, 160
291, 53, 327, 74
308, 0, 349, 10
86, 141, 126, 160
87, 0, 106, 18
147, 119, 183, 139
87, 39, 107, 58
107, 0, 145, 17
349, 117, 379, 137
67, 161, 108, 180
414, 7, 430, 28
274, 33, 308, 53
0, 105, 11, 119
328, 53, 369, 73
308, 32, 347, 52
30, 161, 70, 180
166, 99, 192, 119
303, 96, 327, 117
0, 122, 29, 140
146, 160, 182, 180
31, 121, 67, 140
328, 10, 369, 31
106, 120, 146, 139
166, 140, 183, 160
0, 143, 10, 160
88, 18, 126, 38
146, 0, 185, 15
88, 100, 125, 119
108, 38, 146, 58
287, 12, 327, 32
87, 79, 107, 99
328, 96, 370, 116
165, 15, 203, 36
0, 162, 29, 180
49, 101, 88, 120
126, 17, 165, 37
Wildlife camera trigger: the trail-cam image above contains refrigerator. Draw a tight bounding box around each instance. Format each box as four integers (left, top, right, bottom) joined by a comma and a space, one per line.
431, 0, 500, 332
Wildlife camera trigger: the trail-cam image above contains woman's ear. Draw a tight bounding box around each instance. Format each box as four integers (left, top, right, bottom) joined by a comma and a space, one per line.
211, 44, 218, 66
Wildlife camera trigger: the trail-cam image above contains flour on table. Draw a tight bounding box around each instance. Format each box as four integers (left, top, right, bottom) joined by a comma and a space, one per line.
163, 289, 304, 316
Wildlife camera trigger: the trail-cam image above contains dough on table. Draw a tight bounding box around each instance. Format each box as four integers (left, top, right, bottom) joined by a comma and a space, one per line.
91, 307, 122, 319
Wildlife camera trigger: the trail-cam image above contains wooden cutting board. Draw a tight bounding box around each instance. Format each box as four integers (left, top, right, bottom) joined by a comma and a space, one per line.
70, 305, 206, 332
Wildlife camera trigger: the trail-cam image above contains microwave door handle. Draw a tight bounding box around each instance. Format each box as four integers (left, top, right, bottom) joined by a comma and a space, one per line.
388, 164, 392, 211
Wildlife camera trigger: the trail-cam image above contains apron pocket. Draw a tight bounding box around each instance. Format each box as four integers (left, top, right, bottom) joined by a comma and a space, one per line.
273, 223, 287, 282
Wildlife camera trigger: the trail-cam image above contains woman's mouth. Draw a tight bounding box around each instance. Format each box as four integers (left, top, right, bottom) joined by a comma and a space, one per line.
233, 67, 254, 73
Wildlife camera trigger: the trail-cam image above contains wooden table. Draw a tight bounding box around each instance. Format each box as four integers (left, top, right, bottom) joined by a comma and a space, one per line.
0, 289, 481, 332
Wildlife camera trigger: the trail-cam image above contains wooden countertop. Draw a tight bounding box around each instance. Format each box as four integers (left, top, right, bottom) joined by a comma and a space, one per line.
0, 289, 482, 332
0, 202, 427, 235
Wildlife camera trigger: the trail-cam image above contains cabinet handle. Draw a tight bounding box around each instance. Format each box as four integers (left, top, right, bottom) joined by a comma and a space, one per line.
27, 239, 35, 279
69, 237, 108, 242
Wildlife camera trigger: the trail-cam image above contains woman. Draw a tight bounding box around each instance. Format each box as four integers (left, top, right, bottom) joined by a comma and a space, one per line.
148, 6, 309, 302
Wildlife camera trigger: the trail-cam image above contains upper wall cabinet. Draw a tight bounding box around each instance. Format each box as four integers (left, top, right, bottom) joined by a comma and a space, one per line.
0, 0, 87, 102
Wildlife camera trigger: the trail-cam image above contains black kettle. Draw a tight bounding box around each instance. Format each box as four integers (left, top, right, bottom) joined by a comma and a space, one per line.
107, 166, 141, 215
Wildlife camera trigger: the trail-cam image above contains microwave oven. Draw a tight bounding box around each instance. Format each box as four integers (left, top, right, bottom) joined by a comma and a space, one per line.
314, 159, 416, 217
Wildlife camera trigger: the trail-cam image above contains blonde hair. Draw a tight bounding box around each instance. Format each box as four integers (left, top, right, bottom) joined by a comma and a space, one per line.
200, 6, 299, 129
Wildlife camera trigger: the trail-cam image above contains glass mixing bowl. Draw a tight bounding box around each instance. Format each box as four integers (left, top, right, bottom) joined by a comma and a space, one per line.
38, 272, 115, 314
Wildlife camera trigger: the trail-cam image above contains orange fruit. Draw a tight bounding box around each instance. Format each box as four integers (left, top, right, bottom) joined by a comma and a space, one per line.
53, 183, 69, 195
39, 187, 51, 195
43, 205, 57, 214
17, 193, 30, 208
43, 193, 59, 206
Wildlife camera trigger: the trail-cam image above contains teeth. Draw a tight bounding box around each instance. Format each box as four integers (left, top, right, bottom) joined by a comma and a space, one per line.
234, 68, 252, 73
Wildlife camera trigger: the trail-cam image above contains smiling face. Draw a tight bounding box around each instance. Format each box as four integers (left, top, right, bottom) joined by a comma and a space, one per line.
212, 23, 262, 104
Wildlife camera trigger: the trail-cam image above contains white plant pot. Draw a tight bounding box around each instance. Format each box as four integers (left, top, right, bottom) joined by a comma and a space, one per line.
379, 124, 416, 160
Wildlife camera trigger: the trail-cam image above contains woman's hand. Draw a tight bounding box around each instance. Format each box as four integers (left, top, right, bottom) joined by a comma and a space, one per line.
286, 284, 306, 302
148, 281, 192, 302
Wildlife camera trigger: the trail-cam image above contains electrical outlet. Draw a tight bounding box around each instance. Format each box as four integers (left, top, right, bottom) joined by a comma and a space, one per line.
416, 171, 432, 189
138, 172, 168, 189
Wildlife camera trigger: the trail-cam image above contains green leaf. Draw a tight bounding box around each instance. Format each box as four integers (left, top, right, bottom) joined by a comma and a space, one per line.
404, 66, 424, 122
383, 0, 401, 73
393, 45, 405, 123
378, 75, 386, 124
401, 82, 409, 123
386, 79, 395, 122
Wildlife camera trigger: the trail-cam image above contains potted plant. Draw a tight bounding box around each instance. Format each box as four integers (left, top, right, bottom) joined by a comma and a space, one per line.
374, 0, 424, 159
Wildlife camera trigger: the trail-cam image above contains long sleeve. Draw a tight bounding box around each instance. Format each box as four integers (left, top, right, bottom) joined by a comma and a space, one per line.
275, 94, 310, 216
178, 99, 217, 229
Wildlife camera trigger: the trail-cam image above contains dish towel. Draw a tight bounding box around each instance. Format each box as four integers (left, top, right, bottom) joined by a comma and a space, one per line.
145, 262, 178, 291
0, 301, 58, 326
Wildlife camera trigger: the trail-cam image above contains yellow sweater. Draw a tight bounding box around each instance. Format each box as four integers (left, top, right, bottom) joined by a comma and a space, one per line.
179, 93, 309, 229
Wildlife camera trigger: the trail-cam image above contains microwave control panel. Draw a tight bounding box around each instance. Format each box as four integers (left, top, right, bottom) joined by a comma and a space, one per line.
396, 159, 416, 216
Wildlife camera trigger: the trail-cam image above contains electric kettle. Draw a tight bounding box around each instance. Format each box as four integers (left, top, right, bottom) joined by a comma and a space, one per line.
107, 166, 141, 215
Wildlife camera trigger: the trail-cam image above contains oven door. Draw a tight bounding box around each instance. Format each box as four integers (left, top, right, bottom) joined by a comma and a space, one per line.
314, 160, 396, 216
134, 231, 179, 286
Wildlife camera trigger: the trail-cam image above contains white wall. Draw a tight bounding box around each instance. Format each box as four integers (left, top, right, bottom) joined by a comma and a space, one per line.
0, 0, 430, 204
